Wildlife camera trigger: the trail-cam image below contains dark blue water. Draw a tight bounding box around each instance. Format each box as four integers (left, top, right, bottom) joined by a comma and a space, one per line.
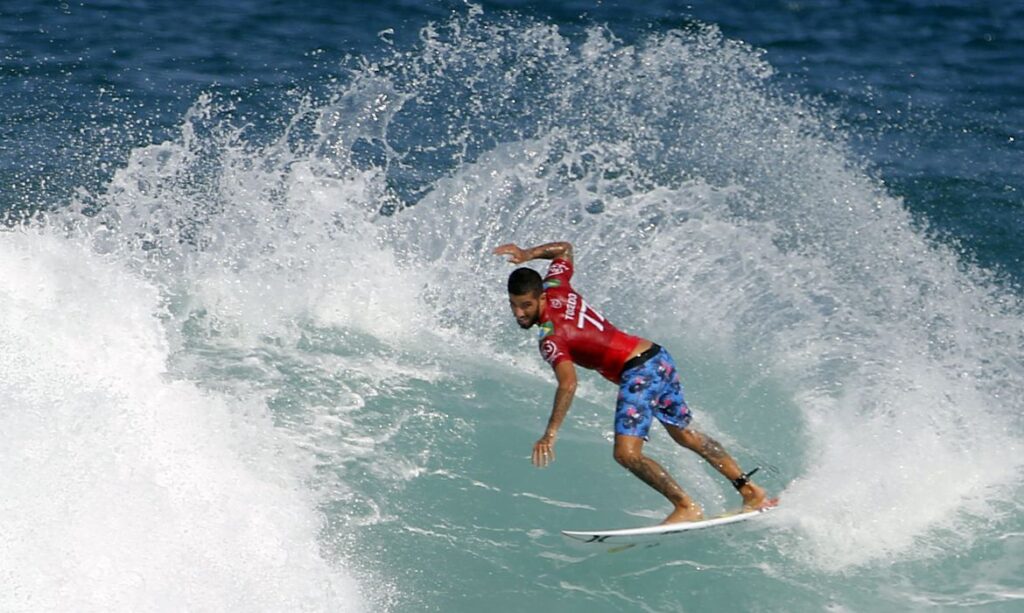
4, 1, 1021, 277
3, 1, 1023, 611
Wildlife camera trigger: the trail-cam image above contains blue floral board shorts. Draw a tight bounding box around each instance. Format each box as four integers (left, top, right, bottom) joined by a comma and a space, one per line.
615, 346, 692, 439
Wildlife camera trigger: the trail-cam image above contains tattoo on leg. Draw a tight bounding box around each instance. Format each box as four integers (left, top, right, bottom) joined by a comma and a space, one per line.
623, 456, 687, 504
698, 433, 728, 463
691, 431, 745, 478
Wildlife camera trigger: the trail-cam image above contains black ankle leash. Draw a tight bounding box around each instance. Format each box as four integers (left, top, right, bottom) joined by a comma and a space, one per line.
731, 467, 760, 490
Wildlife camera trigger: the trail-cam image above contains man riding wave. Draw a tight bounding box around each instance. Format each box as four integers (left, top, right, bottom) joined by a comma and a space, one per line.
494, 240, 776, 524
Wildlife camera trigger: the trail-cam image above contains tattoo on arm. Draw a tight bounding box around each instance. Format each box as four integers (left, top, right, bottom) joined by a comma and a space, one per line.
538, 244, 564, 259
529, 242, 573, 262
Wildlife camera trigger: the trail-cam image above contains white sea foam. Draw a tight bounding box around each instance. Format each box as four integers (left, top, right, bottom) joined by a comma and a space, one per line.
0, 229, 366, 611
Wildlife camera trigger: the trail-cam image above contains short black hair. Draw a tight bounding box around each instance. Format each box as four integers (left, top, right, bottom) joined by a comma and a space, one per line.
508, 267, 543, 296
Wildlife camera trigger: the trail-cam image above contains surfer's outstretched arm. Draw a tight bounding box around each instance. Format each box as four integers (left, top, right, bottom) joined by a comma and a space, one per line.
532, 360, 577, 468
493, 241, 573, 264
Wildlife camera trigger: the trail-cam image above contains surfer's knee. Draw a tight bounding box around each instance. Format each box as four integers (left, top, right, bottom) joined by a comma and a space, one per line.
613, 445, 643, 469
669, 426, 702, 451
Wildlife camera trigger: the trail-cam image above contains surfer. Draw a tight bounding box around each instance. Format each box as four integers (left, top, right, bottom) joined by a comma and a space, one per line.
494, 240, 775, 524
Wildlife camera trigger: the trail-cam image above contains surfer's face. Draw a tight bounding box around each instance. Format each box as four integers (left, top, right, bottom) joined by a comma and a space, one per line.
508, 292, 543, 329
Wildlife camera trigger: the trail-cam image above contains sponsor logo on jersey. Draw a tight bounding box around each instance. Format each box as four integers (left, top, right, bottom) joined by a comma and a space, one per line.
549, 298, 563, 309
565, 292, 579, 319
541, 339, 563, 363
547, 261, 570, 276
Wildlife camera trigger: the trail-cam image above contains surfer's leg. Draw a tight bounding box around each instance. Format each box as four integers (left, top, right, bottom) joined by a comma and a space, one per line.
613, 434, 704, 523
663, 424, 770, 510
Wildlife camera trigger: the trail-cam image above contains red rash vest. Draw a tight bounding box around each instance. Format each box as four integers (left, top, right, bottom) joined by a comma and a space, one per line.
537, 258, 641, 382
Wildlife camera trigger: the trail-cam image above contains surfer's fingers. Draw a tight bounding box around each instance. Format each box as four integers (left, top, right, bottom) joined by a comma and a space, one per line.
492, 244, 526, 263
532, 442, 553, 467
492, 243, 519, 258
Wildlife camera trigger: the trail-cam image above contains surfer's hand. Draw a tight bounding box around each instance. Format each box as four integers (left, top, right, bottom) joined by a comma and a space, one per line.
493, 243, 527, 264
532, 434, 556, 468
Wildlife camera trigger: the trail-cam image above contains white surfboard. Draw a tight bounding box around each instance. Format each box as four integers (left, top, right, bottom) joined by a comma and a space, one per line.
562, 506, 775, 545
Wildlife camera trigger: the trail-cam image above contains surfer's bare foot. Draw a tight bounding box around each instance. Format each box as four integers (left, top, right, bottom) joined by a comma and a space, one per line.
739, 483, 777, 511
662, 504, 704, 524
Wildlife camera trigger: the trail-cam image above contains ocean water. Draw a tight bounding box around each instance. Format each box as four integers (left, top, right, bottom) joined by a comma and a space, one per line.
2, 1, 1022, 611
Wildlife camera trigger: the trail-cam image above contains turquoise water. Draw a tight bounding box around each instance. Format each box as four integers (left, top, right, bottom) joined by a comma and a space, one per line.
2, 2, 1022, 611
